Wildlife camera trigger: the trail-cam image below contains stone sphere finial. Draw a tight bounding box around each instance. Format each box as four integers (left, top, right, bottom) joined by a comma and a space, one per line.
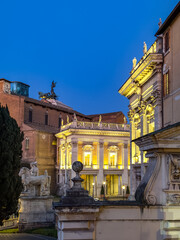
72, 161, 83, 173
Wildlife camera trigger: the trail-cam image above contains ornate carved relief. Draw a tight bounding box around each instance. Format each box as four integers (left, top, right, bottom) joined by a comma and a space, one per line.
165, 154, 180, 205
150, 89, 161, 105
82, 144, 94, 151
167, 194, 180, 205
107, 145, 119, 152
169, 154, 180, 181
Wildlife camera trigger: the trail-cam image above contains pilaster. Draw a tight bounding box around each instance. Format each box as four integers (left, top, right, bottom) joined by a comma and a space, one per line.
97, 139, 104, 196
122, 142, 128, 186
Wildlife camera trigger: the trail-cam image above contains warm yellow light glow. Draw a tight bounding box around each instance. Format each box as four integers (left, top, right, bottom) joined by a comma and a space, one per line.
84, 151, 92, 167
104, 165, 109, 169
122, 185, 125, 190
92, 183, 94, 186
118, 165, 124, 169
93, 165, 98, 169
103, 181, 106, 185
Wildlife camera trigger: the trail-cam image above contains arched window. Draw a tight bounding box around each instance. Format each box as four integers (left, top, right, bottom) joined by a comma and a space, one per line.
145, 105, 154, 133
25, 137, 29, 150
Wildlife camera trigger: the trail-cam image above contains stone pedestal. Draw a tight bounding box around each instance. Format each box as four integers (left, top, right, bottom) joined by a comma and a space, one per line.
18, 196, 54, 231
54, 161, 98, 239
55, 206, 99, 240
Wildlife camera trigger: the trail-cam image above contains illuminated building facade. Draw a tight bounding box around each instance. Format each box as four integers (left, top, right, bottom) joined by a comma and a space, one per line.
56, 114, 130, 198
119, 40, 163, 194
119, 2, 180, 196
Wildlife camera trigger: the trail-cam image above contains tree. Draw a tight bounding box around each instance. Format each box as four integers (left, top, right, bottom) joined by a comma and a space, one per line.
0, 105, 23, 225
126, 185, 130, 195
100, 185, 105, 195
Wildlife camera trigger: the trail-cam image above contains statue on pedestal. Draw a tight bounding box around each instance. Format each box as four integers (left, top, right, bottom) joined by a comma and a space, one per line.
19, 164, 51, 196
38, 81, 58, 100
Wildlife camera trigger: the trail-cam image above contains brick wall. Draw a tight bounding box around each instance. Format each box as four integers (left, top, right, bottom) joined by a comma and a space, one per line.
0, 92, 25, 127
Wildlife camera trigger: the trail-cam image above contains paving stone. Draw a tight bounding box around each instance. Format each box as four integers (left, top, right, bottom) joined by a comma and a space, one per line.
0, 233, 56, 240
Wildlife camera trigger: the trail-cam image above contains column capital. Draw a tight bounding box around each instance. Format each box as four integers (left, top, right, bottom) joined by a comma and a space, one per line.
71, 138, 78, 146
99, 139, 104, 147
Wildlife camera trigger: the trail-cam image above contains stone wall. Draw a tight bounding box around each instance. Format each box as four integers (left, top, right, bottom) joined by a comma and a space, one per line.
55, 204, 180, 240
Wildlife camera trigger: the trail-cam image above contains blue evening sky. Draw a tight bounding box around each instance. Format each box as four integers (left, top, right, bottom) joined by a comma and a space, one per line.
0, 0, 179, 117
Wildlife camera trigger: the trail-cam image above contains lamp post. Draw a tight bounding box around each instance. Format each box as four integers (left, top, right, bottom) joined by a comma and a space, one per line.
122, 185, 125, 200
92, 182, 95, 198
103, 181, 106, 200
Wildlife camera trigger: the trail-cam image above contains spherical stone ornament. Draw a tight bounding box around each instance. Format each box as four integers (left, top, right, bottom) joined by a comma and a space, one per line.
72, 161, 83, 173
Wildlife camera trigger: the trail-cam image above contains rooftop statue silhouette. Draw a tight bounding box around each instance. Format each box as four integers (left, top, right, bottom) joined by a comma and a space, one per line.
38, 80, 58, 100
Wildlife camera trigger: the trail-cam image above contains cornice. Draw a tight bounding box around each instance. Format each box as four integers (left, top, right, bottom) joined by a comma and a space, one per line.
56, 128, 130, 138
119, 53, 162, 99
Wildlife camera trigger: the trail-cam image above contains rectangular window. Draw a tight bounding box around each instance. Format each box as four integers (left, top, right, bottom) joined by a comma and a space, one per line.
29, 110, 32, 122
165, 31, 169, 52
84, 151, 91, 166
45, 114, 48, 125
109, 152, 117, 167
163, 72, 170, 96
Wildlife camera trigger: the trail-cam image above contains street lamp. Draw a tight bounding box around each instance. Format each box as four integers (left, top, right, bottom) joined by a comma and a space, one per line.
103, 181, 106, 199
122, 185, 125, 200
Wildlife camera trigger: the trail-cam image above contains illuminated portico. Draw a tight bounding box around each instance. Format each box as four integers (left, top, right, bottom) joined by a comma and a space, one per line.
56, 117, 130, 198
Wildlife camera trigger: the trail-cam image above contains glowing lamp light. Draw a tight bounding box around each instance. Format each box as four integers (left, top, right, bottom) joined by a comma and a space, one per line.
122, 185, 125, 190
103, 181, 106, 185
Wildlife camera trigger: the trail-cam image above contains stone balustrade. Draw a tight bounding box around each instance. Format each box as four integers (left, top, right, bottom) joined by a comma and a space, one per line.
61, 120, 130, 131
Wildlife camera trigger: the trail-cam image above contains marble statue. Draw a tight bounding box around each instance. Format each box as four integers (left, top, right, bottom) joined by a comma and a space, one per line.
30, 162, 39, 176
132, 57, 137, 69
143, 42, 147, 54
19, 165, 51, 196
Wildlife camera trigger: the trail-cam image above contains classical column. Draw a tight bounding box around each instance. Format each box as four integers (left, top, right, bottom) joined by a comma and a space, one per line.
118, 175, 121, 195
122, 142, 128, 187
97, 139, 104, 197
58, 144, 64, 196
130, 119, 136, 196
71, 138, 78, 181
93, 175, 96, 197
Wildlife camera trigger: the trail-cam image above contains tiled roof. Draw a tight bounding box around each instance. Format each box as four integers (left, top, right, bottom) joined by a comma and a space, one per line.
24, 97, 91, 119
24, 122, 60, 134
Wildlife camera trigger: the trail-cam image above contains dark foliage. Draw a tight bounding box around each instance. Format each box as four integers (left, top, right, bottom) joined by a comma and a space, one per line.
126, 185, 130, 195
0, 105, 23, 225
100, 185, 105, 195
